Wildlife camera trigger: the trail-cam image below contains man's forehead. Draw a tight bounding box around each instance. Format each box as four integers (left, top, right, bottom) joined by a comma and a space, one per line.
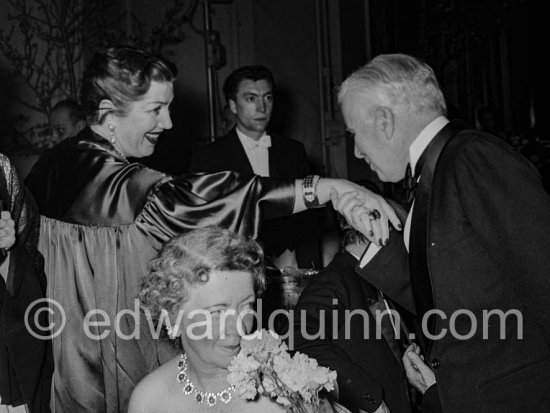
237, 79, 272, 94
342, 96, 366, 124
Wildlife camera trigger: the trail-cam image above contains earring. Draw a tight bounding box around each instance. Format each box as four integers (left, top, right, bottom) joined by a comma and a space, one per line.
107, 124, 116, 144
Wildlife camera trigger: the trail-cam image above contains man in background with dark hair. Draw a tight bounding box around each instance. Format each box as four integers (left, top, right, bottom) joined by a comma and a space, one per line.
190, 65, 323, 269
49, 99, 86, 142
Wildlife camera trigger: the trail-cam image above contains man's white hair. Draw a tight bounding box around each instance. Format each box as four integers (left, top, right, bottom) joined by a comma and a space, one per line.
338, 53, 447, 117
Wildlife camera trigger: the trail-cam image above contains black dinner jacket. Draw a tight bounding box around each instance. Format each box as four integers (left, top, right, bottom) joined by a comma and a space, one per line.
189, 128, 309, 179
361, 122, 550, 412
293, 252, 412, 413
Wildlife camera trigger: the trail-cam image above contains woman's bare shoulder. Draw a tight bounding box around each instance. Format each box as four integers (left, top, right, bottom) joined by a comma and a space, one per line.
128, 356, 180, 413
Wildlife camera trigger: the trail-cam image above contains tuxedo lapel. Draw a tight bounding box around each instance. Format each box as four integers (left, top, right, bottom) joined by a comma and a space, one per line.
227, 129, 254, 175
268, 135, 284, 178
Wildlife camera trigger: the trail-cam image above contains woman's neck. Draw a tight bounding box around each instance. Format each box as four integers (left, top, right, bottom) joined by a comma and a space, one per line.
90, 124, 129, 162
185, 355, 229, 390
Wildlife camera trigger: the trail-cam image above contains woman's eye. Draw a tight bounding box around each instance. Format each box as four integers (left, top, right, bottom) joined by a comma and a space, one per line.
152, 107, 161, 115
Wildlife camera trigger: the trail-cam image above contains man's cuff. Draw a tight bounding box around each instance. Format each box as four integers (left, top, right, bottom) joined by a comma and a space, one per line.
422, 384, 443, 413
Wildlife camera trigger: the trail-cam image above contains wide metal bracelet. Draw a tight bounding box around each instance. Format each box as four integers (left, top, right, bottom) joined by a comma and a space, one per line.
302, 174, 321, 208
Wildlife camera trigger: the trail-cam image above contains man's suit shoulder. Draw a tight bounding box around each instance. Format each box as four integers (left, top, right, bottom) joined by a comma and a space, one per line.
271, 134, 306, 150
446, 129, 527, 165
438, 128, 538, 180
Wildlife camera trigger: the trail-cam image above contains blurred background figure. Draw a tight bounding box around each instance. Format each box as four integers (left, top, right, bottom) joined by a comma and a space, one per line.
476, 106, 506, 140
49, 99, 87, 142
0, 153, 52, 413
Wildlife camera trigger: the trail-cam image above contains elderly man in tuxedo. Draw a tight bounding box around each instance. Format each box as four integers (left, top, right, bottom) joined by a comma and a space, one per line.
332, 53, 550, 412
190, 65, 323, 269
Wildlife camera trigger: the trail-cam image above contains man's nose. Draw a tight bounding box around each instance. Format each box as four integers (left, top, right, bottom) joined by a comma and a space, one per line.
256, 99, 267, 113
354, 145, 362, 159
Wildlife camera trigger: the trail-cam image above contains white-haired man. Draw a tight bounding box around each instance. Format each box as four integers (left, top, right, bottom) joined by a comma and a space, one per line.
333, 53, 550, 412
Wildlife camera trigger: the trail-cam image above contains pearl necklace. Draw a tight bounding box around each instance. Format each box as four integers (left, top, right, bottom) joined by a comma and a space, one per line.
177, 354, 235, 407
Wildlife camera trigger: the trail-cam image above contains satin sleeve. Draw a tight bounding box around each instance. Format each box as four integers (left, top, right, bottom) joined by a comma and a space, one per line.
136, 171, 295, 244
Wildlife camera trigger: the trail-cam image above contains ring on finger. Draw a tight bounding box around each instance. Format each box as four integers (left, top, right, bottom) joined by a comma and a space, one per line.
367, 208, 382, 221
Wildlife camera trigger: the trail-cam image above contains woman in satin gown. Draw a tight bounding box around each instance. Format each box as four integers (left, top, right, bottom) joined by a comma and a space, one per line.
25, 46, 396, 412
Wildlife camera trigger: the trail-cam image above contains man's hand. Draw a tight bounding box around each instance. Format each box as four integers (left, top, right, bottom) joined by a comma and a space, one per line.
0, 211, 15, 250
330, 185, 400, 246
402, 343, 436, 394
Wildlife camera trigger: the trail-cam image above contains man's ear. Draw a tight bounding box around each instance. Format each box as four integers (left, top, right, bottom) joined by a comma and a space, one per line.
228, 99, 237, 115
374, 106, 395, 140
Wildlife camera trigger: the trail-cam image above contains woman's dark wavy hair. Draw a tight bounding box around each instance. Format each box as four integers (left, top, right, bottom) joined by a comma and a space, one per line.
139, 227, 266, 328
80, 46, 177, 124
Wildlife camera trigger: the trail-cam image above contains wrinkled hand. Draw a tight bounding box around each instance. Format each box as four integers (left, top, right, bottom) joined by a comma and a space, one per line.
402, 343, 436, 394
0, 211, 15, 250
330, 182, 400, 246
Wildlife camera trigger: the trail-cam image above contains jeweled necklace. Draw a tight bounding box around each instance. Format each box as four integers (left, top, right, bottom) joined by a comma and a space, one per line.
176, 354, 235, 407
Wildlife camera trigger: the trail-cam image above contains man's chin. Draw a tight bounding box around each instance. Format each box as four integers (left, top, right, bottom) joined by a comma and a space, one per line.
375, 170, 397, 183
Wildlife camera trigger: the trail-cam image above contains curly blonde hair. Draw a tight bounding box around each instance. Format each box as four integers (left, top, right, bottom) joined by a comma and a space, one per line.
139, 227, 265, 329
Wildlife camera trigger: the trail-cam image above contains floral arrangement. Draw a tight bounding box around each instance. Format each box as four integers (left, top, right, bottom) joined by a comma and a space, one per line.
228, 329, 337, 412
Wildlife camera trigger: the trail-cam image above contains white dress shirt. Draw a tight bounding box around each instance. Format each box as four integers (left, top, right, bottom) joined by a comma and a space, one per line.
236, 128, 271, 177
359, 116, 449, 267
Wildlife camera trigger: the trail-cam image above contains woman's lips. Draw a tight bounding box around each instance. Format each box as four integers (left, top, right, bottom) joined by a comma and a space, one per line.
221, 344, 241, 354
145, 133, 160, 144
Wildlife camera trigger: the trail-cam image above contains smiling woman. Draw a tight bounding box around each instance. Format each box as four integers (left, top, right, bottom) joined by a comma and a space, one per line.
102, 80, 173, 158
24, 46, 396, 413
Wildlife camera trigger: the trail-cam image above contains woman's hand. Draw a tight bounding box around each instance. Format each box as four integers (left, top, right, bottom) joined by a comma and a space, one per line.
402, 343, 436, 394
0, 211, 16, 250
326, 180, 400, 246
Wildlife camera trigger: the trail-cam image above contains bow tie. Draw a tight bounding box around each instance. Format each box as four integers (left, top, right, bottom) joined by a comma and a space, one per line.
402, 163, 418, 204
251, 135, 271, 149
